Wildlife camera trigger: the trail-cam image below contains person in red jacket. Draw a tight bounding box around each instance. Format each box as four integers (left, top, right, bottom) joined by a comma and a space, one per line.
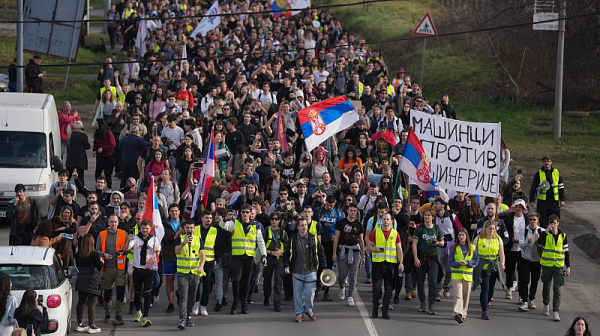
175, 79, 194, 110
93, 119, 116, 189
145, 149, 169, 185
58, 101, 81, 159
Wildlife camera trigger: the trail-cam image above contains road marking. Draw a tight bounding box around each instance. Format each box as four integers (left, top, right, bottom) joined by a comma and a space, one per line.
353, 288, 379, 336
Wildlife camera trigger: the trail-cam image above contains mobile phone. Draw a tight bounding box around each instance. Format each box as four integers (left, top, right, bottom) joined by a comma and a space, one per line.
187, 232, 193, 238
60, 233, 74, 240
517, 169, 522, 174
26, 324, 33, 336
37, 295, 43, 304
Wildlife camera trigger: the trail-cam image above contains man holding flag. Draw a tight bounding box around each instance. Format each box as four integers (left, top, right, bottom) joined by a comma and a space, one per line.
192, 130, 216, 218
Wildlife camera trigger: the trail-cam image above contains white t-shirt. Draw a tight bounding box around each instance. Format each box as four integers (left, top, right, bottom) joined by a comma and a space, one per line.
129, 235, 162, 269
511, 215, 526, 252
313, 70, 329, 85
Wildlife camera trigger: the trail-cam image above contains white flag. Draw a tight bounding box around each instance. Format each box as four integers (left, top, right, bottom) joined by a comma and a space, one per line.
180, 45, 187, 72
135, 19, 147, 57
190, 1, 220, 39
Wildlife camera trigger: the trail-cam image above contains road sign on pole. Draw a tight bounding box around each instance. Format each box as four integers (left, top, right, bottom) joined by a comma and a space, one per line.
413, 12, 438, 36
413, 13, 437, 91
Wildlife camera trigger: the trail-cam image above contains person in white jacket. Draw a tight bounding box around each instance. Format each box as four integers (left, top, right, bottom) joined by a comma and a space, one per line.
122, 52, 140, 90
517, 211, 544, 312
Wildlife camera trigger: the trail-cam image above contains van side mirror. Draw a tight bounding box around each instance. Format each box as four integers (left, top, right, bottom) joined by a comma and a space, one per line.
52, 155, 63, 171
66, 266, 78, 278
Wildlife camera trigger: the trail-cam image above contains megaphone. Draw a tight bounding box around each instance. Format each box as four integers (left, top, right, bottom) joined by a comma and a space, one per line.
320, 269, 337, 287
540, 180, 551, 191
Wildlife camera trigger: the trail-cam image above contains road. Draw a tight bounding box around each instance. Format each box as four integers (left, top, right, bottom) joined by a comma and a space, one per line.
0, 110, 597, 335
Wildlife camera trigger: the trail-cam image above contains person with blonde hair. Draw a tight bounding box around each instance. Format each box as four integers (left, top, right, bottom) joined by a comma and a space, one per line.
472, 220, 505, 320
10, 328, 25, 336
66, 120, 90, 183
449, 228, 479, 324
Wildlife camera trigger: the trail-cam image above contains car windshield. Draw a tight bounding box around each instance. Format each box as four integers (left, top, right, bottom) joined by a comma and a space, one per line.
0, 132, 47, 168
0, 265, 53, 290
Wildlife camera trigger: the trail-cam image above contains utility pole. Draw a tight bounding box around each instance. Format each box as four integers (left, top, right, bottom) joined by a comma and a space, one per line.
16, 0, 23, 92
554, 0, 566, 139
103, 0, 110, 34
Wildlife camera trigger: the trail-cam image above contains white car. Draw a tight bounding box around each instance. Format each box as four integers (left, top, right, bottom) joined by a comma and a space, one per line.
0, 246, 76, 336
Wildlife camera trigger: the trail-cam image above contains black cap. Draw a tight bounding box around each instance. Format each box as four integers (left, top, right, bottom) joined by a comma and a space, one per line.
542, 155, 551, 161
379, 121, 387, 128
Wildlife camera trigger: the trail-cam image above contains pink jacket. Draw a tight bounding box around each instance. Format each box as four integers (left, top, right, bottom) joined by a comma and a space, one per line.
58, 110, 81, 141
149, 98, 166, 120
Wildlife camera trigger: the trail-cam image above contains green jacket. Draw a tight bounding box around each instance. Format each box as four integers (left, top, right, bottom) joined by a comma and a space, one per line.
472, 256, 505, 291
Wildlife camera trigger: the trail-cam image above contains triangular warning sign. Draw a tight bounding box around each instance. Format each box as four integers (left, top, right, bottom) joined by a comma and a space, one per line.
413, 13, 437, 36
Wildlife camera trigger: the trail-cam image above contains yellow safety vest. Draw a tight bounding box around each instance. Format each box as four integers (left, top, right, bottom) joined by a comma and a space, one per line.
100, 86, 118, 102
372, 228, 398, 263
540, 233, 565, 268
538, 169, 560, 201
124, 8, 135, 19
176, 235, 202, 274
476, 237, 499, 270
356, 82, 364, 99
195, 226, 217, 262
450, 244, 475, 281
231, 220, 257, 257
289, 235, 319, 269
309, 221, 318, 237
266, 227, 284, 260
126, 225, 139, 261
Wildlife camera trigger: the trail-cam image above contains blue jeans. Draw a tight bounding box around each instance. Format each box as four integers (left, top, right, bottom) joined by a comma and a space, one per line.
307, 183, 317, 197
292, 272, 317, 315
501, 170, 509, 182
61, 140, 68, 160
480, 270, 498, 312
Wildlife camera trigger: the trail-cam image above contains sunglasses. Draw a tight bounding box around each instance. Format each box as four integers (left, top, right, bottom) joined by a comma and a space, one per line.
528, 218, 538, 221
241, 210, 251, 214
271, 218, 281, 221
346, 199, 353, 202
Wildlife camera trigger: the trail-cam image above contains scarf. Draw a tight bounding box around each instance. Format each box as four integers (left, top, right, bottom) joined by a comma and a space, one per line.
138, 233, 153, 266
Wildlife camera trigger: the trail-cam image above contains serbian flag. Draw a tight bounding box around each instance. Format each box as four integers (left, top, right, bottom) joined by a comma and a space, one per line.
298, 96, 358, 153
192, 129, 215, 217
399, 127, 437, 192
142, 177, 165, 241
274, 104, 289, 152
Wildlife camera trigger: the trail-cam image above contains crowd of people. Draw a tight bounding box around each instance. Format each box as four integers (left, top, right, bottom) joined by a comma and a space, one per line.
1, 0, 585, 333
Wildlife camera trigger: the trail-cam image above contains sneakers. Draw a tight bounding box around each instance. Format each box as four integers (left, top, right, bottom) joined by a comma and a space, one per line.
87, 324, 101, 334
388, 303, 393, 310
166, 303, 175, 313
365, 279, 372, 284
405, 293, 412, 300
348, 297, 355, 307
263, 298, 270, 306
214, 302, 222, 312
436, 293, 442, 302
102, 315, 110, 323
393, 296, 400, 304
506, 288, 513, 300
543, 305, 550, 316
339, 287, 345, 300
222, 297, 228, 306
133, 310, 142, 322
295, 314, 303, 322
419, 302, 427, 312
274, 305, 281, 312
528, 300, 537, 309
454, 314, 464, 324
481, 311, 490, 320
519, 301, 529, 311
323, 292, 332, 301
141, 317, 152, 327
178, 318, 186, 330
427, 304, 436, 315
553, 311, 560, 321
115, 315, 124, 325
443, 288, 450, 298
76, 323, 89, 332
192, 302, 200, 316
382, 311, 390, 319
186, 316, 194, 327
372, 306, 378, 318
200, 306, 208, 316
306, 311, 316, 321
154, 295, 159, 302
128, 303, 135, 315
411, 290, 417, 298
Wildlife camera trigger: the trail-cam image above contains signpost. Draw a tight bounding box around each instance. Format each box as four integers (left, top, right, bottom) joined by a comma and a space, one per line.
412, 13, 438, 91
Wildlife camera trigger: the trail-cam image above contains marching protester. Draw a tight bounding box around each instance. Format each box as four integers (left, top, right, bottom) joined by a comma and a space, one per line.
448, 228, 478, 323
175, 220, 205, 329
518, 212, 544, 312
473, 220, 506, 320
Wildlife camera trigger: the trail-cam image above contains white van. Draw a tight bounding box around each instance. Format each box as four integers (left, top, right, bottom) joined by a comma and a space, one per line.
0, 93, 63, 218
0, 246, 75, 336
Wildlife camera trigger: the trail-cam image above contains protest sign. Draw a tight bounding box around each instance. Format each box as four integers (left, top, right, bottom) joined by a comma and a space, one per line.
410, 111, 501, 197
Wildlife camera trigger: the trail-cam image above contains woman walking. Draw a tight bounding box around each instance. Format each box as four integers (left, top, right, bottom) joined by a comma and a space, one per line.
66, 121, 90, 184
449, 228, 478, 324
93, 119, 116, 188
0, 277, 17, 336
74, 234, 103, 333
472, 220, 506, 320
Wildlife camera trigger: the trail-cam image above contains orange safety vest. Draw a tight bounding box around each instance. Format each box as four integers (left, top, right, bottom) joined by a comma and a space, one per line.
100, 229, 127, 270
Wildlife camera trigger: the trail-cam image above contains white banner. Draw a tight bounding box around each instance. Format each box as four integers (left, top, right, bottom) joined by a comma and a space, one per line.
190, 1, 221, 38
410, 111, 501, 197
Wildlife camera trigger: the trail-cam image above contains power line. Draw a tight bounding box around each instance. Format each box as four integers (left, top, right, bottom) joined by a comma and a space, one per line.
0, 11, 595, 70
0, 0, 401, 24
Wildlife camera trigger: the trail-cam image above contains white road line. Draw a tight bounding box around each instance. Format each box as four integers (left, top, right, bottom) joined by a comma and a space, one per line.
353, 288, 379, 336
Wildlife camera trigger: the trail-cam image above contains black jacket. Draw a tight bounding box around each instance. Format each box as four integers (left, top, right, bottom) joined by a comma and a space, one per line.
161, 216, 184, 262
503, 212, 530, 250
25, 59, 41, 87
66, 131, 90, 169
75, 251, 103, 295
15, 306, 48, 336
7, 197, 40, 245
283, 232, 327, 271
529, 166, 565, 203
476, 216, 509, 245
